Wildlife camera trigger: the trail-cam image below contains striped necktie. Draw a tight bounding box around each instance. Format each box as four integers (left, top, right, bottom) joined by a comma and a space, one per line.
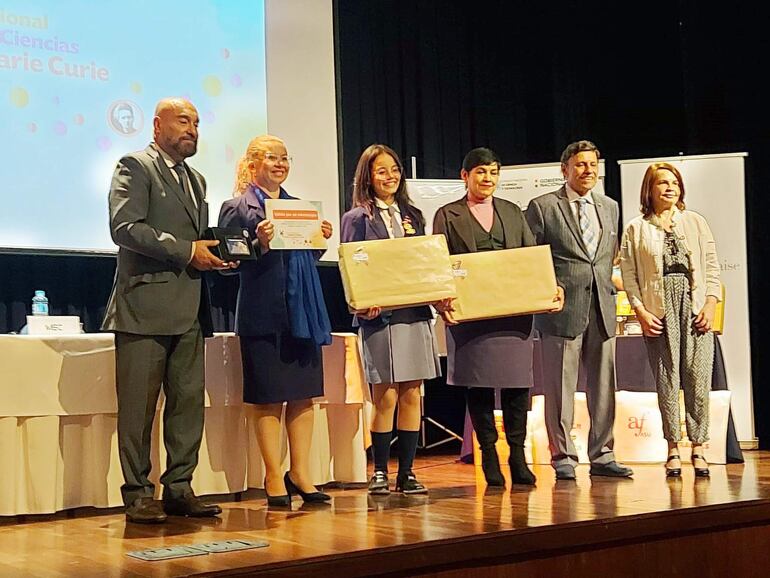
576, 197, 598, 258
387, 205, 405, 238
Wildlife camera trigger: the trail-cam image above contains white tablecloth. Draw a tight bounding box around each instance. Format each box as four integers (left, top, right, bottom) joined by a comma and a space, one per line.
0, 332, 371, 516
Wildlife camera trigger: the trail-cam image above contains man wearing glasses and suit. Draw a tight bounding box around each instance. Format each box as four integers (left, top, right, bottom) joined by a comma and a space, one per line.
526, 140, 633, 481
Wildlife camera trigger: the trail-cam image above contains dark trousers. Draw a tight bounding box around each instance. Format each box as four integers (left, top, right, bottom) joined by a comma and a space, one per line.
115, 321, 205, 506
466, 387, 529, 456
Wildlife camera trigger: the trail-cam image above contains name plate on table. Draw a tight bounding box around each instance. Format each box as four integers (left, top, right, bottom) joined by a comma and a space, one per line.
265, 199, 327, 250
203, 227, 257, 261
26, 315, 81, 335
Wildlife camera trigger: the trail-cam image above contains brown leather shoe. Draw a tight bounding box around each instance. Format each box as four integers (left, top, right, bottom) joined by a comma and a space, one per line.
163, 493, 222, 517
126, 497, 167, 524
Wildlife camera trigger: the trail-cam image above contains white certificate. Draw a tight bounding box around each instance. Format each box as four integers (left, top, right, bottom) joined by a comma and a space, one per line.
265, 199, 327, 250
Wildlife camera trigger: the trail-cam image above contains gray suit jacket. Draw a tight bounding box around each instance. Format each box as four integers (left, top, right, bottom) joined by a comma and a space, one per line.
525, 186, 618, 339
102, 144, 212, 336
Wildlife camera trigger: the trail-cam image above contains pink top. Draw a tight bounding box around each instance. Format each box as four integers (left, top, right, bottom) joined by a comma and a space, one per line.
467, 193, 494, 232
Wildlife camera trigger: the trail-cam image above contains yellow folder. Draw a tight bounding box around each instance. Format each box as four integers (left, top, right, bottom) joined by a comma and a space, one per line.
712, 283, 725, 335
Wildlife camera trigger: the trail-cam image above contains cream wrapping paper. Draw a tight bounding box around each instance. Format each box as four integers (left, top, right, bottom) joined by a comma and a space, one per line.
449, 245, 557, 322
338, 234, 456, 311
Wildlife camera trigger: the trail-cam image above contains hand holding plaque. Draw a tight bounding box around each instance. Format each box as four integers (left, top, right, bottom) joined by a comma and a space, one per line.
202, 227, 256, 262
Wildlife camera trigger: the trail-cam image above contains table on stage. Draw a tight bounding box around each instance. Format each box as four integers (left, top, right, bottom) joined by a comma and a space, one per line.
0, 332, 371, 516
457, 334, 744, 465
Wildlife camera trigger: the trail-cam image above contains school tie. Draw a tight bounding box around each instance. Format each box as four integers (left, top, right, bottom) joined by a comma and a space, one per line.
387, 205, 405, 238
576, 197, 598, 259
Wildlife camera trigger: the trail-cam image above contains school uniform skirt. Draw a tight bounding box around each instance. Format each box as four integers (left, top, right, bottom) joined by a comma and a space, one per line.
359, 320, 441, 385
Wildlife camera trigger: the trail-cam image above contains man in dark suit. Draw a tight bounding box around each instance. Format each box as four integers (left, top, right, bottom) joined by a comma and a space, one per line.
526, 140, 633, 481
103, 97, 235, 523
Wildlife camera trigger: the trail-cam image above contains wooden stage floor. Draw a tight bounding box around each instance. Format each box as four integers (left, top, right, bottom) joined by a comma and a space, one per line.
2, 451, 770, 578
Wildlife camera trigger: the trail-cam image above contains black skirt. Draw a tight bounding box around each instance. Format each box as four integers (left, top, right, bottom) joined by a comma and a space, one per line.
447, 316, 533, 388
240, 333, 323, 404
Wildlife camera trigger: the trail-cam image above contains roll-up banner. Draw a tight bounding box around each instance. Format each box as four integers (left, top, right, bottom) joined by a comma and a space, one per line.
618, 153, 753, 442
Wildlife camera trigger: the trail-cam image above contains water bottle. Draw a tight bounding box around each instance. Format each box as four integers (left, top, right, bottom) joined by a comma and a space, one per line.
31, 290, 49, 316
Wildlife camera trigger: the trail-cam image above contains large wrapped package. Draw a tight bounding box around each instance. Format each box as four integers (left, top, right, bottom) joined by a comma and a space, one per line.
449, 245, 557, 322
338, 235, 456, 312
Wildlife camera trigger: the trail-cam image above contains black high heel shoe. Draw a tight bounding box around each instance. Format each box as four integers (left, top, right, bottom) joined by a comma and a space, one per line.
692, 454, 710, 478
264, 478, 290, 507
665, 454, 682, 478
284, 472, 331, 503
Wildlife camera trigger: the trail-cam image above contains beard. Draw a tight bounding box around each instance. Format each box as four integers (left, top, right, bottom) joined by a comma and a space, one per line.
172, 137, 198, 159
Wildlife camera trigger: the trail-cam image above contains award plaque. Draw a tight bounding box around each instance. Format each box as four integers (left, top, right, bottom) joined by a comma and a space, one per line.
202, 227, 257, 261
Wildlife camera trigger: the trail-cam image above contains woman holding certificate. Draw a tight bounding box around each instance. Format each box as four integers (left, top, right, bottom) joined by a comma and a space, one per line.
619, 162, 720, 478
340, 144, 442, 495
218, 135, 333, 506
433, 147, 562, 487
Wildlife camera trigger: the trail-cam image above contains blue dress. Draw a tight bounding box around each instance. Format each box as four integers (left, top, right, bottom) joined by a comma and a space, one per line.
219, 187, 326, 404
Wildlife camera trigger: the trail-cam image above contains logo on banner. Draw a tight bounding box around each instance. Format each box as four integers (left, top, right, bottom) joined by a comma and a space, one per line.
628, 412, 652, 438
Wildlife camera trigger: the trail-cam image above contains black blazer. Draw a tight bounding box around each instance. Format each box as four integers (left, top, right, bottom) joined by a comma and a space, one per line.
432, 196, 536, 254
340, 203, 433, 326
432, 196, 536, 334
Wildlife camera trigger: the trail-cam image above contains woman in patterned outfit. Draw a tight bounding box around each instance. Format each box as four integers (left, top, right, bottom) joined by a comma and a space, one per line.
619, 162, 721, 478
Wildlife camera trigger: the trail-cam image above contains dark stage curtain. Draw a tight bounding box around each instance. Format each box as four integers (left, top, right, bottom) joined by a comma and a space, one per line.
3, 0, 768, 444
0, 253, 116, 334
333, 0, 769, 445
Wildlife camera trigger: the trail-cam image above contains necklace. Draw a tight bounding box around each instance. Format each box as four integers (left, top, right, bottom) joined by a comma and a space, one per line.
664, 230, 680, 255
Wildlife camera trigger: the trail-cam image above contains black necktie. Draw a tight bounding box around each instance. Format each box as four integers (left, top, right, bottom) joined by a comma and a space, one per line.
173, 163, 197, 208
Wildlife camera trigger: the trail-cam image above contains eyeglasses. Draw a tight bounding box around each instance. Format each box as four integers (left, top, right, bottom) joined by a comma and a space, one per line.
260, 153, 292, 165
373, 166, 401, 178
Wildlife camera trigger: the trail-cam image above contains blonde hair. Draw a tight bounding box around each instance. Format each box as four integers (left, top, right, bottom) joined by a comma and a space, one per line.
233, 134, 285, 196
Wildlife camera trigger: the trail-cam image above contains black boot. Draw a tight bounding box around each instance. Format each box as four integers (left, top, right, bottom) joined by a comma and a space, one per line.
480, 447, 505, 486
467, 387, 505, 487
502, 388, 536, 485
